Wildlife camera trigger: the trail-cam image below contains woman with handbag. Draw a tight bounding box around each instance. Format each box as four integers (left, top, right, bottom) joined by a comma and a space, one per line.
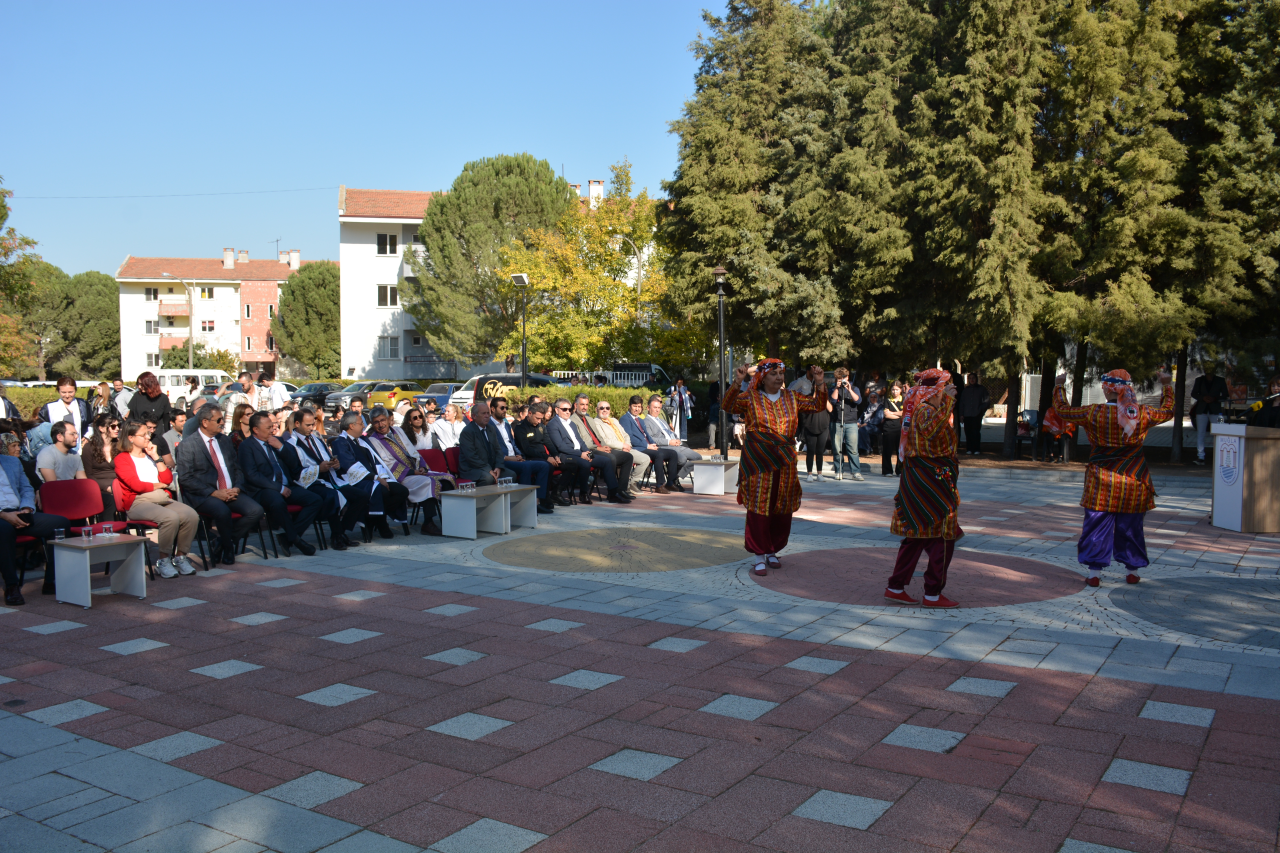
114, 421, 199, 579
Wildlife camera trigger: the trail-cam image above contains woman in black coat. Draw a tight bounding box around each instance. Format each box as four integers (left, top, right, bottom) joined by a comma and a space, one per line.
127, 371, 173, 427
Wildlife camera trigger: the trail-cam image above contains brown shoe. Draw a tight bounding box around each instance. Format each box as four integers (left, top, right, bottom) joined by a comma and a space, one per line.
655, 485, 671, 495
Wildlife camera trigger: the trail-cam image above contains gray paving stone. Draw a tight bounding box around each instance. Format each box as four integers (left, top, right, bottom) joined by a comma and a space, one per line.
929, 623, 1014, 661
0, 714, 78, 757
152, 597, 206, 610
982, 650, 1049, 669
1102, 758, 1191, 795
24, 620, 86, 635
257, 578, 307, 587
264, 771, 364, 809
997, 639, 1056, 655
319, 628, 383, 644
0, 739, 116, 786
229, 612, 289, 625
1097, 663, 1227, 692
946, 677, 1017, 698
197, 794, 360, 853
130, 732, 223, 762
1038, 644, 1112, 676
45, 794, 134, 829
115, 820, 238, 853
19, 786, 110, 820
1139, 700, 1215, 727
297, 684, 377, 707
424, 648, 488, 666
1058, 840, 1137, 853
426, 713, 513, 741
1225, 665, 1280, 700
524, 618, 584, 633
589, 748, 683, 781
429, 817, 547, 853
61, 750, 201, 800
0, 814, 106, 853
784, 656, 849, 675
424, 603, 478, 617
881, 724, 965, 753
25, 701, 109, 726
647, 637, 709, 653
0, 772, 90, 811
699, 694, 779, 721
1109, 638, 1178, 668
100, 638, 169, 655
316, 830, 421, 852
879, 629, 951, 655
792, 789, 894, 830
333, 590, 386, 601
190, 660, 264, 679
549, 670, 624, 690
68, 778, 247, 850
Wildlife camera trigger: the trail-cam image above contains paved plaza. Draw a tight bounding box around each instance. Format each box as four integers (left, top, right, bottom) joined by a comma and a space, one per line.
2, 467, 1278, 852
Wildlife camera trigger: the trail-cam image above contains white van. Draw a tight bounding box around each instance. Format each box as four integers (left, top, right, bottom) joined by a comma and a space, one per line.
152, 370, 232, 408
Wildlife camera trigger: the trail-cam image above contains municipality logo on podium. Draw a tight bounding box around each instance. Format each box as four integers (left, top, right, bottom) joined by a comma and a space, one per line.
1217, 436, 1239, 486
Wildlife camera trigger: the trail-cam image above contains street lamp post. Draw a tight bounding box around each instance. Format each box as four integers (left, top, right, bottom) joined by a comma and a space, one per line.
612, 234, 643, 307
161, 272, 195, 371
714, 266, 728, 458
510, 274, 529, 389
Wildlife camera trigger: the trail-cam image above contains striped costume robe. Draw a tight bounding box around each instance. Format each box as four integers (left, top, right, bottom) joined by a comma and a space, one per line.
722, 383, 825, 556
1052, 384, 1174, 572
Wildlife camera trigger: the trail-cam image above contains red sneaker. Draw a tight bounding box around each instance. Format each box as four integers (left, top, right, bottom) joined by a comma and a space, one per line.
883, 589, 918, 605
1126, 573, 1141, 584
766, 555, 781, 570
1085, 577, 1100, 588
922, 595, 960, 609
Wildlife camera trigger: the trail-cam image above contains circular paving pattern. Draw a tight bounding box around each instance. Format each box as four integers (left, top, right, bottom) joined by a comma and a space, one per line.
1109, 577, 1280, 648
483, 527, 747, 573
751, 547, 1084, 608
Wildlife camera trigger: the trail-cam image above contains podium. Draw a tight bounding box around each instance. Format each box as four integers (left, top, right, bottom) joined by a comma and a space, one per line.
1210, 423, 1280, 533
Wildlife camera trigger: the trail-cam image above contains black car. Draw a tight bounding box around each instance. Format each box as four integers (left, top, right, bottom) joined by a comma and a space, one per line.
323, 380, 379, 414
291, 382, 344, 410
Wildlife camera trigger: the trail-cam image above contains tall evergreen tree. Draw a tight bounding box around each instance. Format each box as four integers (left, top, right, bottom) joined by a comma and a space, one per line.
273, 260, 341, 380
403, 154, 572, 364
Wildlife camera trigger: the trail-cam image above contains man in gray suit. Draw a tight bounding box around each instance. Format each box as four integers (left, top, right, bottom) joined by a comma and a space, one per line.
457, 402, 515, 486
643, 395, 701, 485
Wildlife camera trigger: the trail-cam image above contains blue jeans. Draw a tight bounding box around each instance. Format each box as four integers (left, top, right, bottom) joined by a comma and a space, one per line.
504, 460, 551, 500
831, 422, 860, 474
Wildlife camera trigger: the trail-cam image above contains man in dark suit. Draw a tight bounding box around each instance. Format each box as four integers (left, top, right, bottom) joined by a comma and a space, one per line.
289, 407, 364, 550
237, 411, 322, 557
458, 402, 515, 486
176, 405, 265, 565
514, 402, 571, 507
547, 397, 630, 504
331, 412, 406, 539
489, 396, 552, 513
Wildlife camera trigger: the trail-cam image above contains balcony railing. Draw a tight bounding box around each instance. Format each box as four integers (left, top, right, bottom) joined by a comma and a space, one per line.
157, 301, 190, 316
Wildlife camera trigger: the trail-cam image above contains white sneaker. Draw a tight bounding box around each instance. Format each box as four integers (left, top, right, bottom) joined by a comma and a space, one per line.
156, 558, 178, 579
173, 555, 196, 576
834, 472, 843, 481
852, 472, 865, 481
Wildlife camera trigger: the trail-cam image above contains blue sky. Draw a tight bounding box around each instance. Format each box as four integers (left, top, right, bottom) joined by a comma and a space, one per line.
3, 1, 712, 276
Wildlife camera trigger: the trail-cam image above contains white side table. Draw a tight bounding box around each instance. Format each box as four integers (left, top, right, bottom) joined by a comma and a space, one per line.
52, 534, 149, 609
692, 460, 740, 496
503, 485, 541, 531
441, 485, 511, 539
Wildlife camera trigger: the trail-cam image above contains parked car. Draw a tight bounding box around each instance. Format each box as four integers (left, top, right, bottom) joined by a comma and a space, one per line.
291, 382, 344, 410
449, 373, 564, 410
323, 381, 379, 414
412, 383, 463, 412
366, 381, 426, 410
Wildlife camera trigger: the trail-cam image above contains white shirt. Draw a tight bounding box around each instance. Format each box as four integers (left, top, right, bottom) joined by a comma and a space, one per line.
558, 415, 583, 451
47, 400, 84, 438
763, 390, 782, 402
431, 419, 464, 449
266, 383, 291, 410
132, 453, 159, 484
203, 433, 232, 489
493, 419, 518, 456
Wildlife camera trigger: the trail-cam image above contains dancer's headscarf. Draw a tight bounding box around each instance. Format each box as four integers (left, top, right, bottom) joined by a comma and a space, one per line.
1102, 369, 1139, 436
749, 358, 786, 392
900, 368, 952, 458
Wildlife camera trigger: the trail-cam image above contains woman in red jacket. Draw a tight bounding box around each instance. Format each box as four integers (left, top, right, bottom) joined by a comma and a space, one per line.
114, 422, 199, 579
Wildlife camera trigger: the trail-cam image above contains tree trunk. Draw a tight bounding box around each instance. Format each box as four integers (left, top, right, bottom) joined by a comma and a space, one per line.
1002, 363, 1021, 459
1035, 356, 1055, 460
1065, 340, 1088, 463
1171, 344, 1188, 463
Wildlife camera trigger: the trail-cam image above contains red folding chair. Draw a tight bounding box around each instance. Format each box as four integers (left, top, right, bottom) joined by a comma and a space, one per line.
442, 446, 475, 487
419, 449, 447, 473
111, 481, 161, 578
41, 480, 153, 580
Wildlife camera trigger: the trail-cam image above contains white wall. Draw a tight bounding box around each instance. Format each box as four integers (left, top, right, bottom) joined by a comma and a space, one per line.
339, 220, 417, 380
118, 280, 242, 382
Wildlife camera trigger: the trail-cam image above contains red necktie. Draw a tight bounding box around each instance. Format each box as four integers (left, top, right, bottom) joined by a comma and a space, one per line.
208, 438, 229, 490
580, 416, 603, 448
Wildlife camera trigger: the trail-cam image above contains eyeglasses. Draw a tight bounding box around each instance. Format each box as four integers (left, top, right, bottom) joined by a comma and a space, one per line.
556, 406, 570, 412
597, 406, 610, 412
409, 416, 423, 422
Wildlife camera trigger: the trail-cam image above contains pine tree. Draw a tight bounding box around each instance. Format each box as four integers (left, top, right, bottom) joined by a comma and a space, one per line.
403, 154, 572, 364
273, 261, 341, 380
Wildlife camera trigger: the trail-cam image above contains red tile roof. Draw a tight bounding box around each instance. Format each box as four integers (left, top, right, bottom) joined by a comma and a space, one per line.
341, 188, 438, 219
116, 257, 334, 282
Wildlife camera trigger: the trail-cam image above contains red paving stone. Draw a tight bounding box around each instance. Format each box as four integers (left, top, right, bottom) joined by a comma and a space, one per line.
2, 558, 1279, 852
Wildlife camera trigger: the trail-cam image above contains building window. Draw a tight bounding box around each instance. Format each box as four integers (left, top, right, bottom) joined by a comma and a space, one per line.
267, 335, 275, 352
412, 335, 422, 347
378, 285, 398, 307
146, 353, 161, 367
244, 304, 251, 319
144, 320, 159, 334
377, 336, 400, 360
144, 287, 159, 301
167, 317, 174, 327
412, 233, 423, 244
167, 287, 174, 294
200, 287, 214, 300
377, 233, 398, 255
268, 304, 275, 319
245, 337, 253, 352
201, 320, 215, 332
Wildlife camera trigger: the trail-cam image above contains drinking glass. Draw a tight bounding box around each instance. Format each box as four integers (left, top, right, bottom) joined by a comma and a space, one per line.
54, 529, 66, 541
81, 528, 92, 541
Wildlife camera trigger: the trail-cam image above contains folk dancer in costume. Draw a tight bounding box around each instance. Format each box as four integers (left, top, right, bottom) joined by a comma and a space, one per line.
723, 360, 826, 577
1053, 369, 1173, 587
884, 369, 963, 608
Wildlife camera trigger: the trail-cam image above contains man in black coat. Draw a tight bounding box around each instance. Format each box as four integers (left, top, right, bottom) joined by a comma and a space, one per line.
237, 411, 322, 557
289, 408, 364, 550
175, 406, 265, 565
457, 402, 515, 485
514, 402, 572, 507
